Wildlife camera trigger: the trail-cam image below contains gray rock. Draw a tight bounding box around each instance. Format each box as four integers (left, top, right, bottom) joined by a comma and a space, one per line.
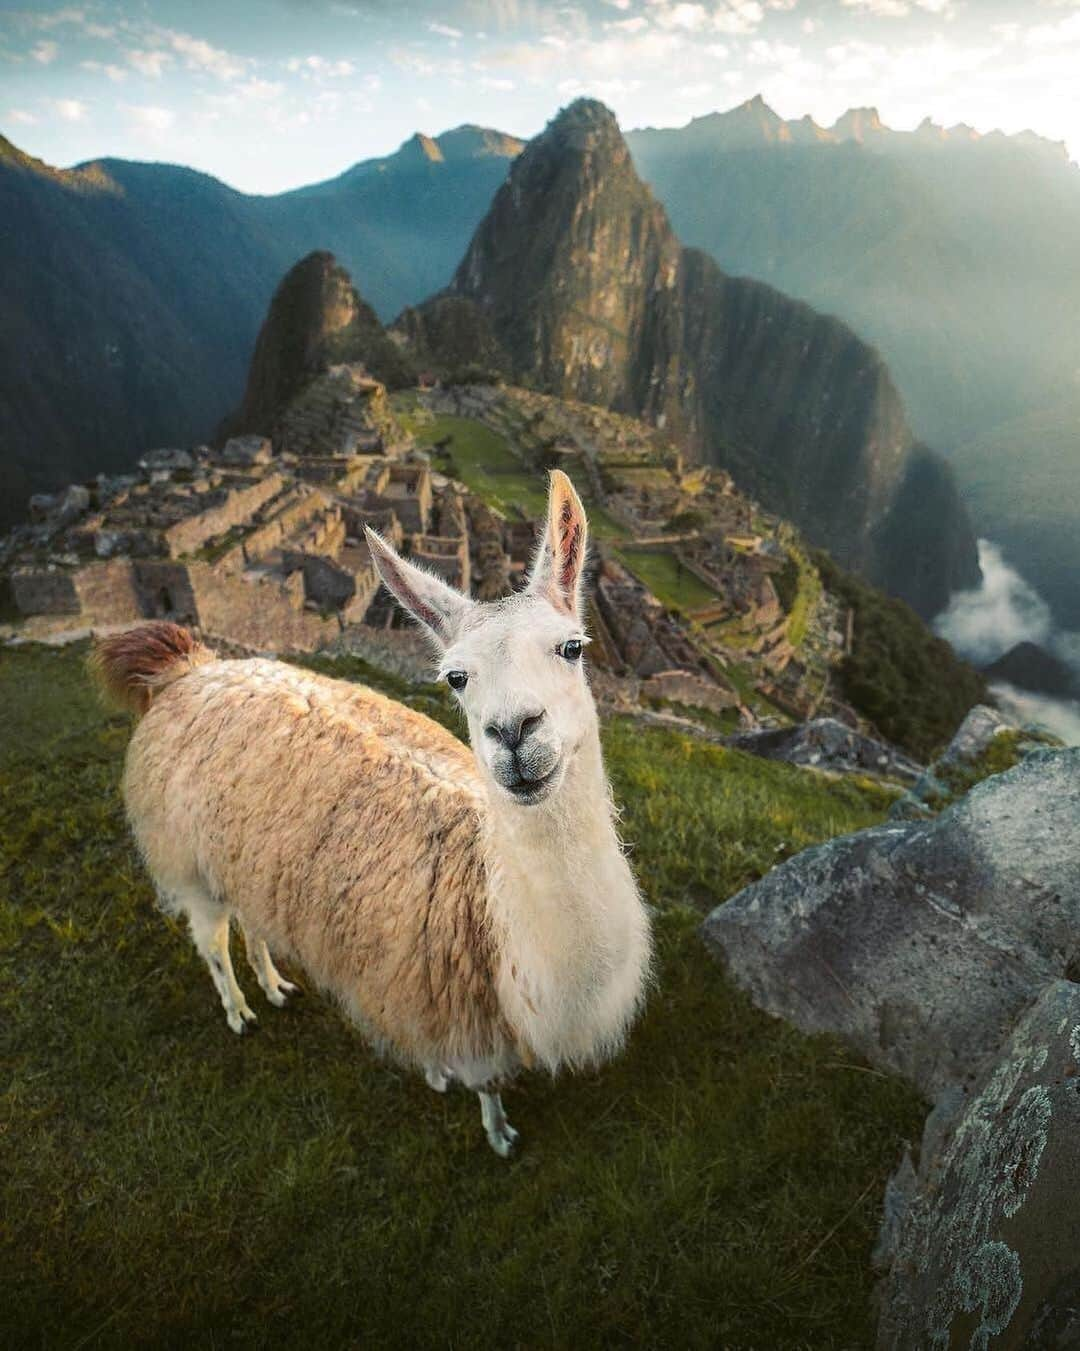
139, 447, 194, 473
878, 981, 1080, 1349
220, 435, 273, 467
702, 749, 1080, 1097
28, 483, 90, 528
725, 717, 924, 784
938, 703, 1009, 768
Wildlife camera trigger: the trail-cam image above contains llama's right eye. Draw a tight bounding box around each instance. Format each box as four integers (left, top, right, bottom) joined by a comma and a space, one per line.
446, 671, 468, 692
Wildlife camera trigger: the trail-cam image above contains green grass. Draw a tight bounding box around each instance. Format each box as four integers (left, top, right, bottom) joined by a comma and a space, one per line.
404, 411, 553, 519
615, 548, 717, 613
0, 642, 924, 1348
395, 399, 624, 539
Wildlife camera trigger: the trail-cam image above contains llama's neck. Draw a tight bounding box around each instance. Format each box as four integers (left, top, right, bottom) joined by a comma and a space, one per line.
480, 718, 650, 1072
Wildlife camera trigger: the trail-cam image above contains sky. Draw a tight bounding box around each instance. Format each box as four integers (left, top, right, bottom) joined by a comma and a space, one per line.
2, 0, 1078, 192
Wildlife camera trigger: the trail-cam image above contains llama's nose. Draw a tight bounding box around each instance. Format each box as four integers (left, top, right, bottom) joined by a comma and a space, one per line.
485, 709, 545, 751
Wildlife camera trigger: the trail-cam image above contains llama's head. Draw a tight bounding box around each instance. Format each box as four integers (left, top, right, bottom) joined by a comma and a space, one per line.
366, 470, 596, 808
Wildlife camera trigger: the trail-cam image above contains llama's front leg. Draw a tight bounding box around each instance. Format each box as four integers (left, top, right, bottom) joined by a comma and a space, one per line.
188, 906, 257, 1034
478, 1090, 519, 1158
241, 926, 300, 1008
425, 1066, 453, 1093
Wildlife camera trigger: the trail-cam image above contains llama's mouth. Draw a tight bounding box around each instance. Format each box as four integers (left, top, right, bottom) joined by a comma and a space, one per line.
504, 764, 559, 805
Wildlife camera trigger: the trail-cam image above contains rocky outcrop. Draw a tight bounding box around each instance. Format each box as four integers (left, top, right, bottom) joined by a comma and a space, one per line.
701, 748, 1080, 1098
404, 99, 980, 616
888, 704, 1062, 821
878, 981, 1080, 1349
725, 718, 923, 783
224, 252, 414, 442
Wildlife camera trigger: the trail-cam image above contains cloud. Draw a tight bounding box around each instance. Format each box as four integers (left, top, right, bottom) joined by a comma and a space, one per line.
429, 21, 464, 39
31, 40, 58, 63
747, 38, 801, 63
126, 49, 172, 79
712, 0, 765, 34
27, 7, 86, 30
7, 108, 38, 124
164, 30, 247, 81
988, 684, 1080, 746
52, 97, 88, 121
652, 4, 711, 32
609, 16, 649, 32
81, 59, 127, 81
935, 540, 1053, 664
479, 74, 515, 89
842, 0, 910, 15
125, 103, 175, 132
841, 0, 956, 15
285, 55, 356, 77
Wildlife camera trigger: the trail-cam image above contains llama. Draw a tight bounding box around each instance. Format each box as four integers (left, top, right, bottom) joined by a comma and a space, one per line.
92, 471, 651, 1156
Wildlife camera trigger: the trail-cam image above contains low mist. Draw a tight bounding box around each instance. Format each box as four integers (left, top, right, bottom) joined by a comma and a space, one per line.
935, 539, 1080, 746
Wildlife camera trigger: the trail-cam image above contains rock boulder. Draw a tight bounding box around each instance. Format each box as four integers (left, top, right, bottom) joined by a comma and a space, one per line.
878, 980, 1080, 1349
701, 748, 1080, 1097
725, 717, 923, 783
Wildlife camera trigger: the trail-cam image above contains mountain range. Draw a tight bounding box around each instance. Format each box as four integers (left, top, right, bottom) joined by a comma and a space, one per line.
0, 125, 521, 530
6, 94, 1072, 620
399, 100, 978, 617
625, 96, 1080, 626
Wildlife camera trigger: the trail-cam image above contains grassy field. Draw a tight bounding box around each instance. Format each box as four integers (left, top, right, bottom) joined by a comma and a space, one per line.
394, 399, 624, 539
614, 548, 717, 613
1, 642, 924, 1349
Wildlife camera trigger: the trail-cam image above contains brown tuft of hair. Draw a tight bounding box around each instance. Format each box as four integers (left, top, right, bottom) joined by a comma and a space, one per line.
88, 622, 215, 716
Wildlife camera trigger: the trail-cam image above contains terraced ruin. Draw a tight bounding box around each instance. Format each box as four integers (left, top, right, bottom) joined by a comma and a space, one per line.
1, 368, 858, 736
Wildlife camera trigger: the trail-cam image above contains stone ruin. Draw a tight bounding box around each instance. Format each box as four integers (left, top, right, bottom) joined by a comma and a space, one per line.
3, 376, 854, 738
1, 372, 549, 659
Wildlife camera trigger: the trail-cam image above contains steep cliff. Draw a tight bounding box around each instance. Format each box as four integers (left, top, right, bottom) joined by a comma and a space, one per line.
223, 251, 412, 440
403, 100, 979, 615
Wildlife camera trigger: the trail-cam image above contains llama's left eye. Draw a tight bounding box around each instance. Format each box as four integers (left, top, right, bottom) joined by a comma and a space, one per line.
446, 670, 468, 691
558, 639, 583, 662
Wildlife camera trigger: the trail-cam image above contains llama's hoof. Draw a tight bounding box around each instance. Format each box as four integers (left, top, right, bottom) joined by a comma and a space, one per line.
265, 978, 300, 1008
228, 1006, 258, 1035
425, 1067, 451, 1093
486, 1122, 520, 1159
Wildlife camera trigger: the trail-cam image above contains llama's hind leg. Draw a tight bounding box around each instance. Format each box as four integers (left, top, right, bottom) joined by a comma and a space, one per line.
181, 891, 257, 1035
240, 924, 300, 1008
478, 1090, 519, 1159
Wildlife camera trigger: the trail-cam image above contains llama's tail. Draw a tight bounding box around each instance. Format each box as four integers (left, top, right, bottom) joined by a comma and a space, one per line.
89, 621, 216, 716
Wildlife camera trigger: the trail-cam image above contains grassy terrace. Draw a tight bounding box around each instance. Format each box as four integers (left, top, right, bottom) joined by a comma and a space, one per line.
394, 397, 624, 538
614, 547, 717, 613
1, 641, 923, 1347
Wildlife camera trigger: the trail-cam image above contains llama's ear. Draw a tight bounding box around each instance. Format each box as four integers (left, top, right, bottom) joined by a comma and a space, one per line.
364, 527, 472, 647
528, 470, 589, 619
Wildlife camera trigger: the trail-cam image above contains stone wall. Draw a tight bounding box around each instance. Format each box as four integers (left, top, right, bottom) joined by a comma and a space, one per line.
10, 567, 81, 615
237, 487, 328, 565
642, 670, 739, 715
187, 563, 337, 653
74, 559, 143, 623
132, 561, 199, 623
162, 474, 285, 558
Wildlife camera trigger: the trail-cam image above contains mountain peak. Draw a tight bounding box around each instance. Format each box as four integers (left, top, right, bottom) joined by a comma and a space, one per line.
399, 132, 444, 166
225, 250, 411, 438
833, 107, 886, 142
434, 124, 525, 161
